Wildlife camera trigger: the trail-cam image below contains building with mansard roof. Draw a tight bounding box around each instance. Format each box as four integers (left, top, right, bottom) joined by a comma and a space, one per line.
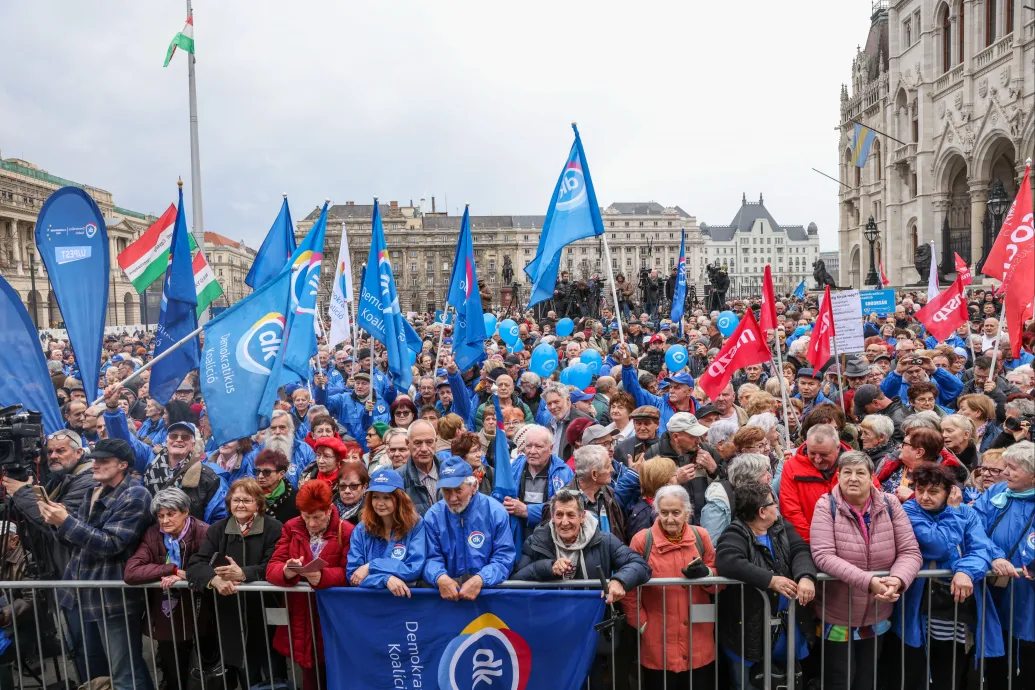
837, 0, 1034, 288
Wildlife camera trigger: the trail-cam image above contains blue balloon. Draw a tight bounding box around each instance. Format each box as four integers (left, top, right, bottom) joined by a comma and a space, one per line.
559, 367, 572, 385
556, 318, 574, 337
580, 349, 603, 374
483, 313, 498, 335
531, 343, 558, 378
716, 311, 739, 337
499, 319, 520, 345
793, 325, 808, 338
665, 345, 689, 372
512, 339, 524, 353
567, 363, 592, 391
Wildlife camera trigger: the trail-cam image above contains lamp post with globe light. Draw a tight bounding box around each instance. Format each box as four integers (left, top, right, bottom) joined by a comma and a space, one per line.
864, 217, 880, 286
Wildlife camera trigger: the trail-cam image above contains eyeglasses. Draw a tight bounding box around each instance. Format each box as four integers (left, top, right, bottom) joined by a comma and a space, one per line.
167, 433, 193, 442
255, 469, 281, 478
339, 483, 365, 492
592, 439, 616, 449
976, 467, 1004, 476
395, 410, 414, 418
760, 501, 777, 509
231, 497, 257, 505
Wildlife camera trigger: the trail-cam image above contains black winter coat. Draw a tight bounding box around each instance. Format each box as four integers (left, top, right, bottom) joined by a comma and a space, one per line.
512, 521, 651, 591
714, 518, 816, 662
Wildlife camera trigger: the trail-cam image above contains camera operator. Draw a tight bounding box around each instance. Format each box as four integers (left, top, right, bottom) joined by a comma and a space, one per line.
642, 269, 663, 322
990, 398, 1035, 448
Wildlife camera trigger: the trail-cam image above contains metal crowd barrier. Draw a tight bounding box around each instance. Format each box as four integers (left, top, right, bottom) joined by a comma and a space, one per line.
0, 568, 1025, 690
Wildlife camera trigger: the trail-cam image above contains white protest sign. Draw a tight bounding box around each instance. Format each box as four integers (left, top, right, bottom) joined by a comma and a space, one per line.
819, 289, 865, 354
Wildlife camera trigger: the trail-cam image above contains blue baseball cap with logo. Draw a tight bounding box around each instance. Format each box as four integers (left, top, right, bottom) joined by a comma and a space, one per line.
569, 390, 594, 403
366, 469, 404, 494
438, 456, 473, 489
659, 372, 695, 390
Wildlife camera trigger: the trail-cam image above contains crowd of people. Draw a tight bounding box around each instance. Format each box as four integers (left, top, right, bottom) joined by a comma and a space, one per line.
4, 285, 1035, 690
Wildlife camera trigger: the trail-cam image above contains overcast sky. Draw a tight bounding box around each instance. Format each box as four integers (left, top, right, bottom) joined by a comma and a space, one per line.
1, 1, 874, 252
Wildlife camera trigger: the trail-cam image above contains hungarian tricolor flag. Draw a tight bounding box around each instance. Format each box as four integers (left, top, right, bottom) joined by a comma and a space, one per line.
164, 14, 195, 67
192, 249, 223, 317
698, 310, 771, 401
981, 163, 1035, 359
807, 286, 835, 370
118, 204, 198, 292
954, 253, 972, 286
915, 277, 968, 342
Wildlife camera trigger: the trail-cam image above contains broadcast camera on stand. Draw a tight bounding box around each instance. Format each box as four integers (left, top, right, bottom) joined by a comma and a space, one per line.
0, 405, 44, 482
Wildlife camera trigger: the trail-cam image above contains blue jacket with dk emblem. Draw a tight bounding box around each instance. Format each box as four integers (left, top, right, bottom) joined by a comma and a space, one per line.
422, 491, 516, 587
346, 518, 428, 588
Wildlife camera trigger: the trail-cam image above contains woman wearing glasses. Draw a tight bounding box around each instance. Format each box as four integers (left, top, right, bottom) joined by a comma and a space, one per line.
333, 462, 370, 525
389, 398, 419, 430
187, 478, 284, 689
963, 448, 1007, 502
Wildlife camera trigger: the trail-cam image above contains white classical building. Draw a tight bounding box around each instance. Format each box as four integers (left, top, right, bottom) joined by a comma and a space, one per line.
701, 193, 821, 296
838, 0, 1034, 289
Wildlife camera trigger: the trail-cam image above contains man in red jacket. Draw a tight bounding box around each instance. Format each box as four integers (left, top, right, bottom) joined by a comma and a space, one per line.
779, 424, 864, 544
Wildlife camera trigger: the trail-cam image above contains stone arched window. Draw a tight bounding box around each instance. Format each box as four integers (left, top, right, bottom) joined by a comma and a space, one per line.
940, 4, 952, 72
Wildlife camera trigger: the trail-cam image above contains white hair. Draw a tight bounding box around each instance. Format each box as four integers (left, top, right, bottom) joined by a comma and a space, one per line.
746, 412, 779, 433
707, 418, 739, 446
1003, 441, 1035, 475
270, 409, 296, 432
573, 445, 609, 480
728, 453, 771, 488
788, 337, 811, 358
522, 424, 554, 447
653, 485, 693, 519
860, 414, 894, 441
805, 423, 839, 446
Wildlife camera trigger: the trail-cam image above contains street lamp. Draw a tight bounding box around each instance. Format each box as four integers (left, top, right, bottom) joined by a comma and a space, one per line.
864, 216, 880, 285
979, 180, 1010, 271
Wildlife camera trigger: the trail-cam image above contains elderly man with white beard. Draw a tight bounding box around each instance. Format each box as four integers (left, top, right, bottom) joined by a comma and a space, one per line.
422, 457, 516, 601
257, 410, 314, 488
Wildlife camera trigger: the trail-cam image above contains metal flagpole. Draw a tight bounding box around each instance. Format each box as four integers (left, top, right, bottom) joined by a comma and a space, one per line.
771, 335, 794, 451
89, 325, 203, 406
433, 306, 450, 373
831, 333, 847, 413
185, 0, 208, 324
987, 299, 1008, 377
601, 233, 625, 344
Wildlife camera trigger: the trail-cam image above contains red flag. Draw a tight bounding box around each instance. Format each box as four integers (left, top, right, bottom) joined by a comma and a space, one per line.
953, 253, 972, 286
698, 309, 771, 401
914, 277, 968, 342
878, 261, 889, 288
982, 164, 1035, 358
807, 286, 835, 370
759, 265, 778, 332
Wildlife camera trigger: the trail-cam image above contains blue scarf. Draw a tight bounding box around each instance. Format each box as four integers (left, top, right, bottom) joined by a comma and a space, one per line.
161, 518, 192, 616
990, 488, 1035, 509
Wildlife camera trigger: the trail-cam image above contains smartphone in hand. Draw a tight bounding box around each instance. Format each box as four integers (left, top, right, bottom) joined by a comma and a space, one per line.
31, 486, 50, 504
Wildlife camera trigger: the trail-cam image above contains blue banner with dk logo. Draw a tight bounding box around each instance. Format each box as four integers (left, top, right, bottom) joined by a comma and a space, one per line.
34, 187, 109, 397
316, 588, 604, 690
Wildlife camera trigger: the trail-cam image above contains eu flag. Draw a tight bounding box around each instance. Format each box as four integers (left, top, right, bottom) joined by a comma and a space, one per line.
490, 393, 523, 547
670, 228, 687, 334
524, 124, 606, 308
793, 279, 806, 300
245, 196, 297, 290
446, 206, 487, 372
356, 200, 422, 393
150, 186, 199, 405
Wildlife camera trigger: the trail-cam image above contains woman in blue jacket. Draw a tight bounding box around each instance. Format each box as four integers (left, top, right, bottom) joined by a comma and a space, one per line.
970, 441, 1035, 689
347, 469, 427, 597
888, 465, 1003, 689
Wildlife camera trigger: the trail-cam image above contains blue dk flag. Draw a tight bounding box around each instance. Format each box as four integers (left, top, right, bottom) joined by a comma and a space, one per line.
671, 228, 687, 334
317, 589, 604, 690
150, 186, 199, 405
357, 200, 422, 393
793, 279, 806, 300
446, 206, 487, 372
524, 124, 606, 308
490, 393, 523, 547
245, 195, 296, 290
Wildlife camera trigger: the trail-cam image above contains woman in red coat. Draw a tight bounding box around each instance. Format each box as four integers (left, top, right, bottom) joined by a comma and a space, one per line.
267, 481, 353, 690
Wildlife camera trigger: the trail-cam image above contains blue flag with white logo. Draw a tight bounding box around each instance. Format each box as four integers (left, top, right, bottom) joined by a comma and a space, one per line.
316, 588, 604, 690
0, 275, 63, 434
245, 196, 296, 290
33, 187, 109, 397
150, 186, 199, 405
447, 206, 487, 372
524, 124, 606, 308
793, 278, 806, 300
671, 228, 687, 334
280, 203, 328, 379
490, 393, 523, 547
356, 200, 422, 393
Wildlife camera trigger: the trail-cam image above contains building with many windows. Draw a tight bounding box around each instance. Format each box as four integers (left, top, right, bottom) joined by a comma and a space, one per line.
837, 0, 1034, 289
701, 193, 821, 296
204, 232, 257, 306
0, 155, 158, 328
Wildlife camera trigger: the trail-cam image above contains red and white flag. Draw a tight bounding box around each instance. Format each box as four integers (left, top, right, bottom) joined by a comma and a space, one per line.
698, 310, 771, 401
759, 264, 778, 332
915, 277, 968, 342
954, 253, 972, 287
982, 164, 1035, 358
807, 286, 835, 370
878, 261, 889, 288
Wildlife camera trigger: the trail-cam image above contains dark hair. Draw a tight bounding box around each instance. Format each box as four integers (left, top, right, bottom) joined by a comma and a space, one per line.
165, 400, 198, 426
388, 398, 419, 426
800, 402, 847, 436
310, 414, 336, 433
254, 448, 289, 472
906, 381, 940, 403
906, 427, 944, 462
733, 481, 775, 523
609, 391, 636, 415
361, 488, 419, 540
419, 404, 439, 417
911, 464, 956, 494
975, 356, 992, 371
450, 430, 482, 459
336, 461, 370, 488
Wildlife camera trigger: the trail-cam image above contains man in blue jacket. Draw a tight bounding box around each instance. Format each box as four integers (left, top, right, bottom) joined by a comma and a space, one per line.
423, 457, 517, 601
617, 343, 696, 435
503, 425, 574, 541
880, 354, 963, 410
313, 372, 392, 452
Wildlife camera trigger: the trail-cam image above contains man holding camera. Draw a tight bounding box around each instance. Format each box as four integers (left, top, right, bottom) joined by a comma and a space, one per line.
879, 353, 963, 410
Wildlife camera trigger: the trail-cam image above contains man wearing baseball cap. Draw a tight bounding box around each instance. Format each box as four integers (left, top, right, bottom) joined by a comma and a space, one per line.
101, 383, 228, 522
793, 368, 830, 419
617, 342, 697, 434
422, 457, 516, 601
37, 438, 153, 690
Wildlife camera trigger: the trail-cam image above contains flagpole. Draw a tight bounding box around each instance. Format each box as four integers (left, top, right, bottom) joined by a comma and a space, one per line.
770, 337, 794, 451
831, 333, 847, 414
433, 306, 451, 373
987, 299, 1008, 377
89, 325, 204, 406
185, 0, 208, 324
601, 233, 625, 344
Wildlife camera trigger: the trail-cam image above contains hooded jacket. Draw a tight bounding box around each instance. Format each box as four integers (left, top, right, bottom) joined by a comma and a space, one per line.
880, 368, 963, 411
422, 491, 517, 587
346, 518, 428, 588
314, 386, 391, 453
778, 440, 860, 543
894, 500, 1004, 657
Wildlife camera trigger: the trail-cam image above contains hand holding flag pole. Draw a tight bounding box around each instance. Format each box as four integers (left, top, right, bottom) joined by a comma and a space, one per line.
89, 325, 204, 407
